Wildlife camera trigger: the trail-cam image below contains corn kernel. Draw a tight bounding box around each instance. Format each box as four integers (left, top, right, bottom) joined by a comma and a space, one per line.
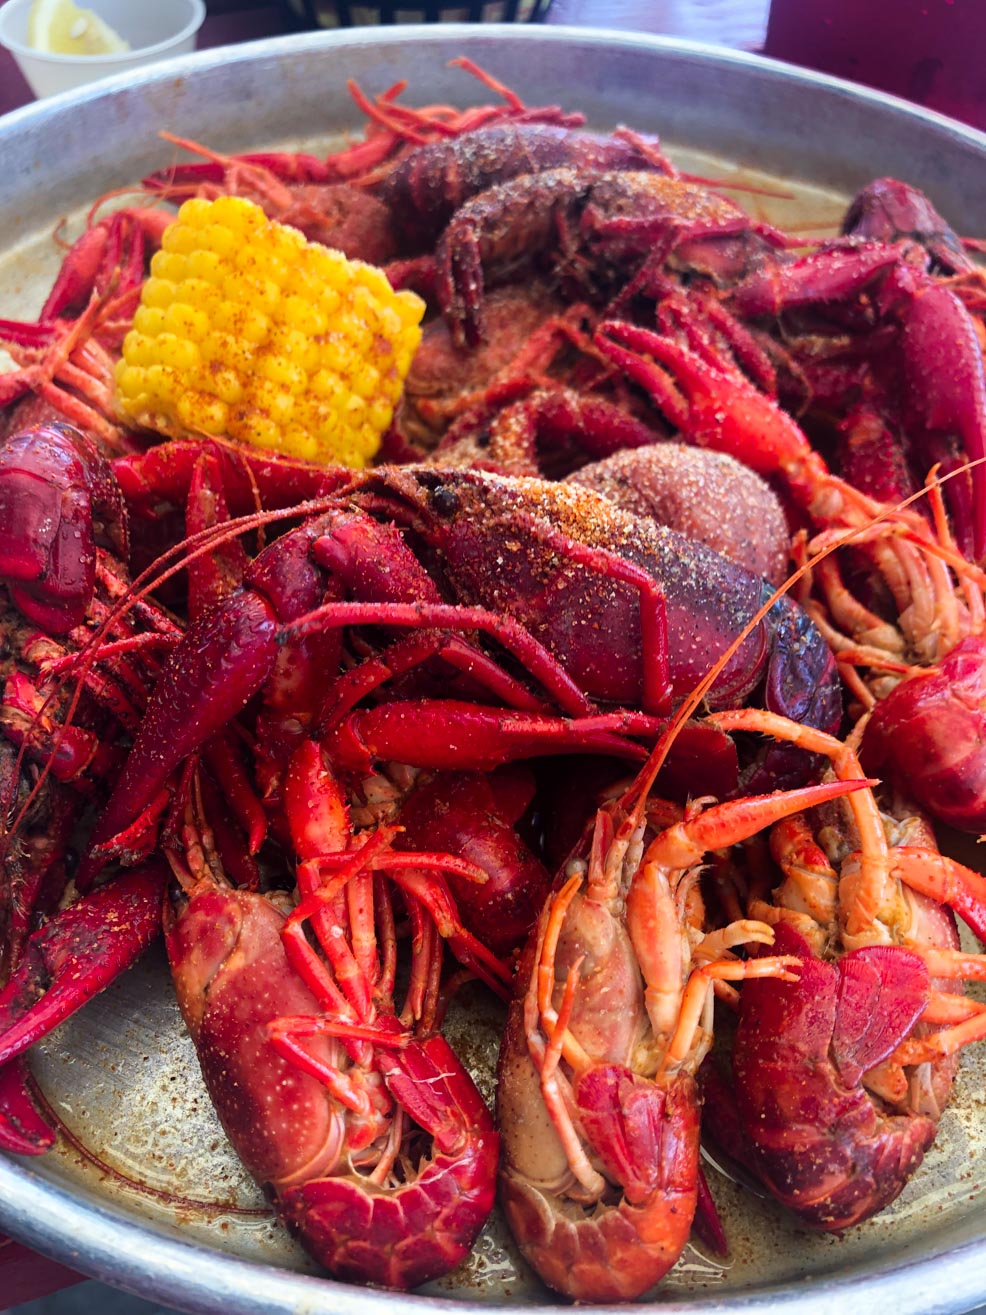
309, 246, 347, 287
201, 330, 254, 375
319, 287, 342, 319
175, 279, 222, 315
163, 302, 210, 342
376, 307, 402, 341
121, 333, 154, 367
115, 195, 423, 462
179, 197, 216, 228
154, 332, 200, 372
282, 425, 317, 461
369, 399, 393, 432
268, 225, 304, 263
161, 223, 199, 256
140, 277, 174, 310
310, 368, 343, 402
207, 367, 245, 406
259, 354, 307, 394
176, 390, 229, 434
149, 250, 186, 283
145, 364, 180, 400
259, 254, 289, 288
229, 409, 282, 451
283, 265, 324, 304
280, 295, 328, 337
186, 249, 223, 284
315, 406, 339, 438
132, 305, 166, 337
267, 324, 318, 373
115, 362, 144, 394
321, 335, 358, 376
351, 365, 380, 401
201, 223, 238, 258
395, 292, 425, 326
235, 275, 281, 316
354, 265, 393, 300
209, 195, 263, 230
212, 300, 269, 346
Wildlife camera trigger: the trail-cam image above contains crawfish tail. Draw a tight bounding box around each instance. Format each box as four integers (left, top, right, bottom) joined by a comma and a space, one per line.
279, 1034, 498, 1290
500, 1069, 700, 1302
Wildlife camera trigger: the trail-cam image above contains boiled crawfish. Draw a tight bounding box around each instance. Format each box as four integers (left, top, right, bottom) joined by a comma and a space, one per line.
0, 423, 180, 1153
165, 749, 505, 1289
497, 712, 869, 1300
702, 709, 986, 1229
82, 465, 843, 878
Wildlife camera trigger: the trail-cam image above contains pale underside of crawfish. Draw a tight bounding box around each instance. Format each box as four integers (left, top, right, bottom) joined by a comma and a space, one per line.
167, 876, 500, 1289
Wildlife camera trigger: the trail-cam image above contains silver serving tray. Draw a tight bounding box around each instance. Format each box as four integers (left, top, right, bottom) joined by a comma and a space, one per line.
3, 23, 986, 1315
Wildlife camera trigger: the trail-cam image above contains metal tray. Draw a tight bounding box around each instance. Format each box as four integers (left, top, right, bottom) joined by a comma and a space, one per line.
3, 23, 986, 1315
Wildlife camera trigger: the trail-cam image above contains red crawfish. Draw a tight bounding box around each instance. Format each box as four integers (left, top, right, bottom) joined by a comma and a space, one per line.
164, 743, 506, 1289
597, 308, 986, 831
376, 120, 672, 254
141, 133, 400, 266
701, 708, 986, 1229
81, 465, 844, 880
0, 423, 186, 1154
497, 713, 870, 1300
434, 170, 785, 347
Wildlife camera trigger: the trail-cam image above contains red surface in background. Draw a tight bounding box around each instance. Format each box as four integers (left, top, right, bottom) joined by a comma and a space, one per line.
1, 1234, 85, 1305
764, 0, 986, 132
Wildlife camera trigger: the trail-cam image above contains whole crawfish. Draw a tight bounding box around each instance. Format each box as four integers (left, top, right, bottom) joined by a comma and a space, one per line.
701, 708, 986, 1229
165, 745, 506, 1289
497, 706, 869, 1300
597, 273, 986, 829
81, 464, 843, 879
435, 170, 783, 347
0, 423, 179, 1153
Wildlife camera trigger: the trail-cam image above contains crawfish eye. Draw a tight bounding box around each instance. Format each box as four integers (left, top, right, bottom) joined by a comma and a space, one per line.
431, 484, 460, 517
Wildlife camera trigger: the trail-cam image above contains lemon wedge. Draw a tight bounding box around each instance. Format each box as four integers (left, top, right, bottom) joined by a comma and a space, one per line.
27, 0, 130, 55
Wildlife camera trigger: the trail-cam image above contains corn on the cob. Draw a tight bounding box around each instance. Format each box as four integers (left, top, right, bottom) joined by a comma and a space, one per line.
114, 196, 424, 467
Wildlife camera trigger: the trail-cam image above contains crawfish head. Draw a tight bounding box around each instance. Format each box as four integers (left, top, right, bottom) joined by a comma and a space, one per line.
861, 636, 986, 833
500, 1067, 700, 1303
497, 870, 701, 1303
841, 178, 973, 276
0, 422, 127, 633
354, 467, 841, 761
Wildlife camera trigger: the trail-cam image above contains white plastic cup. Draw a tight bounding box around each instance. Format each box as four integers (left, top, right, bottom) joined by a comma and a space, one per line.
0, 0, 206, 99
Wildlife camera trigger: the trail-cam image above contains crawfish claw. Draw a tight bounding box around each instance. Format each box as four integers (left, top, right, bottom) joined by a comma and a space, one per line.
0, 861, 168, 1070
0, 1058, 56, 1155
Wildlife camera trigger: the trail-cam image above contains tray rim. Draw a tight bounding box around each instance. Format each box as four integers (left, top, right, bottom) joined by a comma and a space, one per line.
2, 20, 986, 154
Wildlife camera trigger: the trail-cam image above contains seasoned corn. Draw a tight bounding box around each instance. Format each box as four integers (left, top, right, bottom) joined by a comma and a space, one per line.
114, 196, 424, 467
